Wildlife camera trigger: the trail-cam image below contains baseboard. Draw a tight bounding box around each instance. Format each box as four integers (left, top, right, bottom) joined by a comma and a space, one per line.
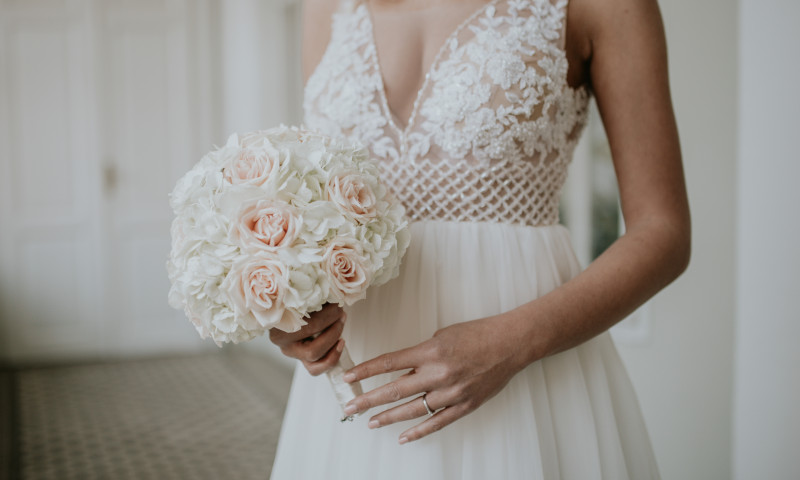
0, 368, 17, 480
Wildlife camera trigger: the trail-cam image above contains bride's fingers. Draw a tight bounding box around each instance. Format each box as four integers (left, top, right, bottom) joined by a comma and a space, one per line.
303, 338, 345, 376
344, 373, 428, 415
270, 304, 343, 346
366, 391, 445, 429
283, 318, 345, 362
397, 402, 472, 444
344, 346, 421, 383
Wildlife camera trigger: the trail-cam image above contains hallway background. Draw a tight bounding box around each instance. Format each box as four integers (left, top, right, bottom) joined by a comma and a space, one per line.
0, 0, 797, 478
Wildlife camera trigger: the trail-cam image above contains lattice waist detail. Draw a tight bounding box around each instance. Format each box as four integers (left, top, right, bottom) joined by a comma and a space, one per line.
379, 157, 567, 227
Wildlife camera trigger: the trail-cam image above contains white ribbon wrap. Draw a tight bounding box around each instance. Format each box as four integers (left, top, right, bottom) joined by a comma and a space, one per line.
325, 345, 364, 422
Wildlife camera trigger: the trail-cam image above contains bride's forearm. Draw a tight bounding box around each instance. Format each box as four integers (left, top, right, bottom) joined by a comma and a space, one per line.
507, 215, 691, 367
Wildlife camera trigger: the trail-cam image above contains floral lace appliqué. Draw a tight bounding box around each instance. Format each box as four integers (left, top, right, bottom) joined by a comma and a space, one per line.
304, 0, 590, 227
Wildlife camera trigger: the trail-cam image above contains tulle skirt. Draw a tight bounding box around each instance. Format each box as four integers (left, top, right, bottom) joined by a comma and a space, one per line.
271, 221, 660, 479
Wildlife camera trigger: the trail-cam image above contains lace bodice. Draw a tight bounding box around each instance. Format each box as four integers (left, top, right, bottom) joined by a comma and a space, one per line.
304, 0, 590, 227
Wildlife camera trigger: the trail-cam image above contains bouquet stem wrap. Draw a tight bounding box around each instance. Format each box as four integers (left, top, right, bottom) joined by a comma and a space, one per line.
326, 346, 363, 422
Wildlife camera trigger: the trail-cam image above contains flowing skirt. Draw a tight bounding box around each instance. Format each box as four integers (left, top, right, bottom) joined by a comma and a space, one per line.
271, 221, 660, 479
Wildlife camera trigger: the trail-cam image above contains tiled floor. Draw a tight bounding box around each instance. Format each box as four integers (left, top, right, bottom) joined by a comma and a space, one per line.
5, 352, 293, 480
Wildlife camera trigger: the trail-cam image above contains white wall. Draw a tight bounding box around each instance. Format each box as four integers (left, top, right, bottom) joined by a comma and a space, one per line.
614, 1, 739, 478
219, 0, 302, 138
733, 0, 800, 478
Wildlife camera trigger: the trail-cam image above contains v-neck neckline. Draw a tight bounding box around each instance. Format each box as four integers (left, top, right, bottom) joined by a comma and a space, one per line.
362, 0, 501, 140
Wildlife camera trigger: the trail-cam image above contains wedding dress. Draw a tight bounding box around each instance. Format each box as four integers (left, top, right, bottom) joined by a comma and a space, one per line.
272, 0, 661, 478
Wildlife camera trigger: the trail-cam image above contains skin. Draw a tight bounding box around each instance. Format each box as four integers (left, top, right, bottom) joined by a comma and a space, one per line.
270, 0, 690, 445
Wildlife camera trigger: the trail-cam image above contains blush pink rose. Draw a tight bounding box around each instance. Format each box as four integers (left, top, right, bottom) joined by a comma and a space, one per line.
323, 239, 371, 305
327, 173, 378, 224
222, 147, 276, 186
231, 200, 300, 252
221, 255, 302, 332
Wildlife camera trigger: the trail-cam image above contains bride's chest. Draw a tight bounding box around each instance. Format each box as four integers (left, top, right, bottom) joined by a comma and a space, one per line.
368, 1, 493, 123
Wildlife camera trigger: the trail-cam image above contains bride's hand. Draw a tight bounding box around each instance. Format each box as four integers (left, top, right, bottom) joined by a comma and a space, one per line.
342, 314, 529, 444
269, 303, 346, 376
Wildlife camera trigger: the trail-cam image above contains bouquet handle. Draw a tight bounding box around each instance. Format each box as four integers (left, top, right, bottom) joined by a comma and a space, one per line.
326, 345, 363, 422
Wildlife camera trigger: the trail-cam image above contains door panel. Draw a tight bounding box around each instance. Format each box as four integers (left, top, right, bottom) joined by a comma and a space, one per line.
0, 2, 103, 361
0, 0, 217, 362
99, 0, 209, 355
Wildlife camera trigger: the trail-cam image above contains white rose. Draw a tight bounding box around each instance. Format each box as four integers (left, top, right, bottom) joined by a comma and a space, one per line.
327, 172, 379, 224
221, 145, 279, 187
220, 254, 304, 333
229, 199, 301, 252
323, 237, 371, 305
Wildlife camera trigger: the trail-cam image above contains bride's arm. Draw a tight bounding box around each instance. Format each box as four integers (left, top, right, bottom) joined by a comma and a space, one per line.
341, 0, 690, 443
517, 0, 689, 359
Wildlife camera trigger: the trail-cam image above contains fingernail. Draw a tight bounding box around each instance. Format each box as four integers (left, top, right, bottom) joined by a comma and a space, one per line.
368, 419, 380, 429
336, 339, 344, 353
398, 436, 408, 445
341, 312, 347, 324
344, 404, 357, 416
343, 372, 356, 383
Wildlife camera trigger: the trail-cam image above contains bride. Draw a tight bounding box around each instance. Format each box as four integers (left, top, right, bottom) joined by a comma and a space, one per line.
270, 0, 688, 477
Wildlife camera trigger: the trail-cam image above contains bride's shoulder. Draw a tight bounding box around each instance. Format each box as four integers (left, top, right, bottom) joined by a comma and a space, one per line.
566, 0, 666, 39
564, 0, 668, 68
301, 0, 342, 83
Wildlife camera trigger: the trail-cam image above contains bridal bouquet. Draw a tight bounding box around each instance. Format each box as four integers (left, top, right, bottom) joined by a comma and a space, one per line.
167, 126, 409, 420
